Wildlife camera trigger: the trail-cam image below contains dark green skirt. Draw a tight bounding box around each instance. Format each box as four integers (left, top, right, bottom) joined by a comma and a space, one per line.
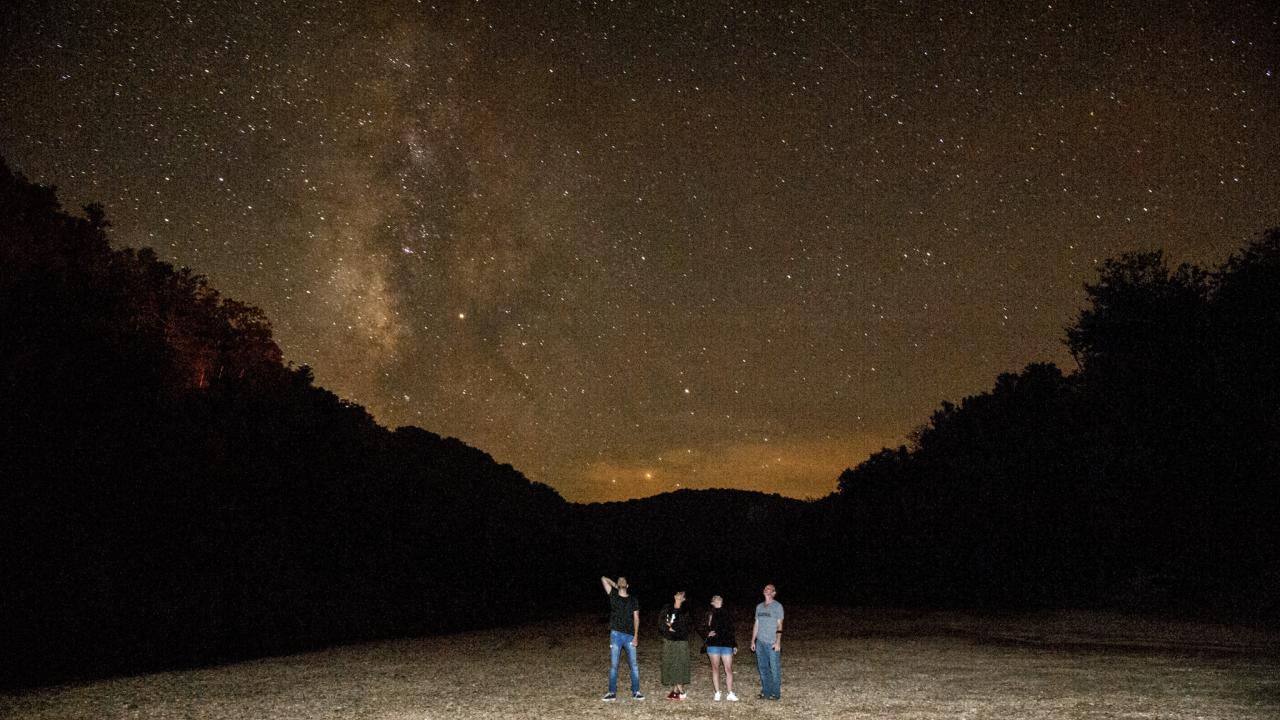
661, 639, 691, 685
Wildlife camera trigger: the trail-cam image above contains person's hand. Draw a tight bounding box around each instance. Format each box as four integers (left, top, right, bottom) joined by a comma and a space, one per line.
707, 630, 716, 637
631, 637, 638, 647
750, 641, 756, 652
733, 648, 738, 655
772, 641, 780, 652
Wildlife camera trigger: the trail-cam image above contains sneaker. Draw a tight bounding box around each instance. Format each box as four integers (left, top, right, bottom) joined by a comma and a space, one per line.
632, 692, 645, 701
726, 692, 738, 702
678, 692, 687, 700
666, 691, 677, 700
714, 691, 722, 702
602, 693, 617, 702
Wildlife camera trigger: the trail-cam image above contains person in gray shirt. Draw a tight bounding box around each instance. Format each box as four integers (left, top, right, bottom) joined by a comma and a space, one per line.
750, 583, 784, 700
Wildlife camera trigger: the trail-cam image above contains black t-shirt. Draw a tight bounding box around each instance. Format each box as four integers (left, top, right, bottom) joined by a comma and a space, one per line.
609, 589, 639, 635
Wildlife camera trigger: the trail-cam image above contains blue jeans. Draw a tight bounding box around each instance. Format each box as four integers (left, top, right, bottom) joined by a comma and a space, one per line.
756, 641, 781, 698
608, 630, 640, 695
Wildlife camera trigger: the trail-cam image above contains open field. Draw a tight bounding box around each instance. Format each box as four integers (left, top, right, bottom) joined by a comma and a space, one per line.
4, 609, 1279, 719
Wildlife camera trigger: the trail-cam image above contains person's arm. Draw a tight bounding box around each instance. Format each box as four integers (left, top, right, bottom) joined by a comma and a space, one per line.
601, 576, 616, 594
751, 616, 758, 652
631, 609, 640, 646
773, 616, 783, 651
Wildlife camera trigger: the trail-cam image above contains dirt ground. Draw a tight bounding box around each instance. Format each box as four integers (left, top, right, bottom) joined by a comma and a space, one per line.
3, 608, 1278, 719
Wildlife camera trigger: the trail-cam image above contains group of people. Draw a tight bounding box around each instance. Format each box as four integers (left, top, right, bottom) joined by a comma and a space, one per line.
600, 576, 785, 702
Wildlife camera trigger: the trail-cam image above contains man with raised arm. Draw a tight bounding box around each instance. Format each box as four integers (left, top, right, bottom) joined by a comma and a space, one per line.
750, 583, 784, 700
600, 576, 644, 701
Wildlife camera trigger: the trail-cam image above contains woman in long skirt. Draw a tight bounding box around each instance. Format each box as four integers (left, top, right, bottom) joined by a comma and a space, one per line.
659, 590, 692, 700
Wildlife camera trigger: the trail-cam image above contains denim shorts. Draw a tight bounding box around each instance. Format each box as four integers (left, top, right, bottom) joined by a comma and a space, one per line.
706, 645, 733, 656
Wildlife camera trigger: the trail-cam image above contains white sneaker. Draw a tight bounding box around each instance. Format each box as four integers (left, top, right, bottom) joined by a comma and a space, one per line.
714, 691, 722, 702
726, 691, 739, 702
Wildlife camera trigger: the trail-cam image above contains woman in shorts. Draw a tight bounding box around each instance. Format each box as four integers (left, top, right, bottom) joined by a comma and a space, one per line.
703, 594, 738, 701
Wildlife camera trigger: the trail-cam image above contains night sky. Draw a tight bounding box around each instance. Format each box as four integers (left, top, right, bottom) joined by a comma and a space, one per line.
2, 1, 1276, 502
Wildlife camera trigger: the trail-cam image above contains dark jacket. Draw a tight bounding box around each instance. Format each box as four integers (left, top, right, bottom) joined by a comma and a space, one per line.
659, 603, 692, 641
702, 606, 737, 648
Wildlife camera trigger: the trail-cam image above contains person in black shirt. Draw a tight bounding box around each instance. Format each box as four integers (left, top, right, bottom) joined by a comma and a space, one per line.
600, 576, 643, 701
659, 590, 692, 700
702, 594, 739, 701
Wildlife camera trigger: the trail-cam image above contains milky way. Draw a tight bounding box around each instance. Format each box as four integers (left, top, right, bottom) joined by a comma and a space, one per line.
3, 1, 1277, 501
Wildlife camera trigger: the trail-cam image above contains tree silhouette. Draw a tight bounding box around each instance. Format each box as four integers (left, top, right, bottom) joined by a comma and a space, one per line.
0, 157, 581, 687
832, 231, 1280, 613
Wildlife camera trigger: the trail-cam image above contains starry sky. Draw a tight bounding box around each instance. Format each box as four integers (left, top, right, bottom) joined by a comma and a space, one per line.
2, 1, 1277, 502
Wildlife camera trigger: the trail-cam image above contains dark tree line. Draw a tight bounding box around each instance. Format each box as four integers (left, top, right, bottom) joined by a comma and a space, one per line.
826, 236, 1280, 612
2, 156, 1277, 688
0, 160, 572, 686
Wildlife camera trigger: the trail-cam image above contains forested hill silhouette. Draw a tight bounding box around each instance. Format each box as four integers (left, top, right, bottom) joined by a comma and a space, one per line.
0, 159, 572, 686
3, 156, 1278, 689
826, 236, 1280, 613
575, 489, 811, 608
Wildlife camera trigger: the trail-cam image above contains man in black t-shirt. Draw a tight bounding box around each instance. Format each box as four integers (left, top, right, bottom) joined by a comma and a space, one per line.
600, 576, 643, 701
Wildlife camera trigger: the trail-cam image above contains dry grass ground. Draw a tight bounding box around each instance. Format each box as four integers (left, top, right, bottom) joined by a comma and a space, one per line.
4, 608, 1279, 719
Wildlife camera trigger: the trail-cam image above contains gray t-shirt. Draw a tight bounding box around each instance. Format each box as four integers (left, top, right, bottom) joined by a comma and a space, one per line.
755, 601, 784, 644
